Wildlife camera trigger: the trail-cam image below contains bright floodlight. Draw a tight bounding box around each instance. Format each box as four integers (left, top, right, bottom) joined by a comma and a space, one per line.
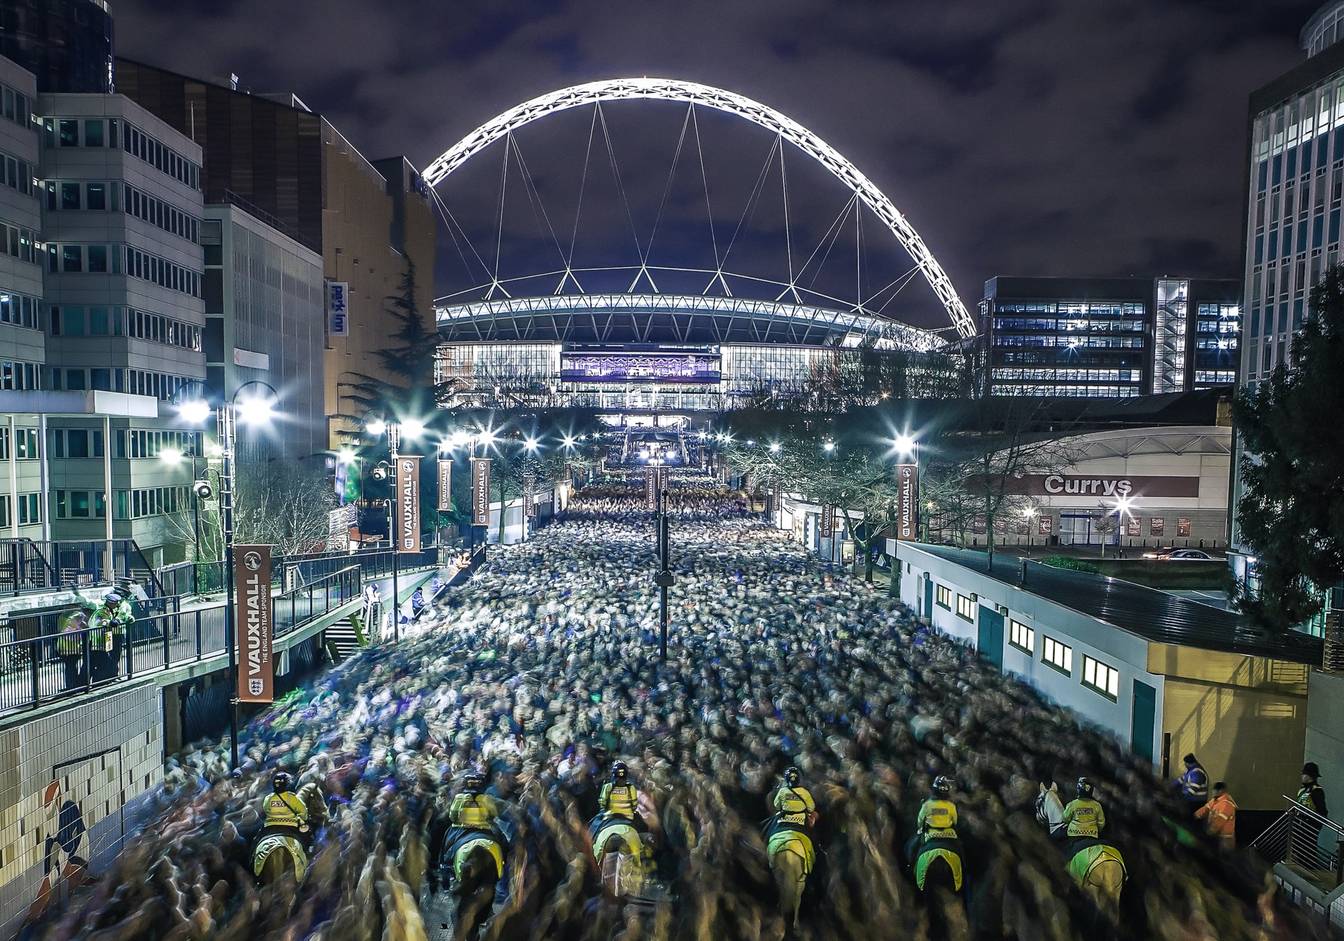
561, 434, 577, 449
401, 418, 427, 440
892, 432, 917, 457
524, 436, 540, 452
1114, 495, 1135, 517
1023, 505, 1037, 518
159, 447, 183, 466
177, 399, 211, 425
365, 418, 387, 437
769, 441, 781, 453
337, 447, 357, 466
477, 426, 498, 449
448, 429, 470, 448
823, 440, 836, 453
236, 393, 276, 427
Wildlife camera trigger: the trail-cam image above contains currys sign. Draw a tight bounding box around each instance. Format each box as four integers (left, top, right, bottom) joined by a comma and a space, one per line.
1003, 474, 1200, 499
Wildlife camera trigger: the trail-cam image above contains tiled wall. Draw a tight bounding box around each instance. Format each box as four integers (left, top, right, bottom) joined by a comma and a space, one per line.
0, 683, 162, 940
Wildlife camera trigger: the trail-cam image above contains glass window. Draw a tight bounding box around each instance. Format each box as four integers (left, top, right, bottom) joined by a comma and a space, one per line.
61, 245, 82, 272
1082, 655, 1119, 699
83, 119, 103, 147
1009, 619, 1034, 653
86, 182, 106, 210
87, 245, 108, 272
67, 430, 89, 458
955, 594, 976, 621
61, 182, 80, 210
58, 119, 79, 146
935, 584, 951, 610
1042, 636, 1073, 674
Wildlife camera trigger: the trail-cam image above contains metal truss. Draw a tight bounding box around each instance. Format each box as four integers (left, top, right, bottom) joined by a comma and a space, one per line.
422, 78, 975, 338
434, 292, 945, 352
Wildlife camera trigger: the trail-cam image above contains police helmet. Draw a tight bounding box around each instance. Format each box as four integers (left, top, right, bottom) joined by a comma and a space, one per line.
931, 775, 952, 797
783, 765, 802, 788
464, 768, 486, 791
612, 760, 630, 784
273, 771, 294, 794
1076, 776, 1094, 798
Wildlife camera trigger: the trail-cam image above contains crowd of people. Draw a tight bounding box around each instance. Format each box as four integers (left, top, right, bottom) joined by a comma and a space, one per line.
31, 477, 1324, 941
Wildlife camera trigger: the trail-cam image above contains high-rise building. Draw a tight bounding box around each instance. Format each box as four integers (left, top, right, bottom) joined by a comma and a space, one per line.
1229, 0, 1344, 623
980, 276, 1240, 398
113, 60, 437, 446
0, 47, 208, 565
0, 0, 115, 94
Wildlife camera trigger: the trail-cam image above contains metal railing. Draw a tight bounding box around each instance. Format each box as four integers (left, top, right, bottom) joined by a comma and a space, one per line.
0, 566, 361, 715
1251, 795, 1344, 892
156, 545, 442, 600
0, 538, 164, 597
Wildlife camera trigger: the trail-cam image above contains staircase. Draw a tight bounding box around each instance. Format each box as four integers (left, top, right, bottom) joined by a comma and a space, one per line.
324, 609, 370, 663
1250, 795, 1344, 931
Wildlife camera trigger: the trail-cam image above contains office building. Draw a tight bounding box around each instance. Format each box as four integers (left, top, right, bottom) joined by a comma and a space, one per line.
113, 60, 436, 447
980, 276, 1240, 398
1229, 0, 1344, 626
0, 0, 115, 95
202, 202, 325, 461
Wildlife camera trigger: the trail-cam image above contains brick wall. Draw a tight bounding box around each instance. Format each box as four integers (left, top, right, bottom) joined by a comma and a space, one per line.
0, 683, 162, 939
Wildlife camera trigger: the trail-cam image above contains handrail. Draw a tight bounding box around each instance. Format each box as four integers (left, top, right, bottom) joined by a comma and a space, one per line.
0, 565, 362, 716
1251, 794, 1344, 893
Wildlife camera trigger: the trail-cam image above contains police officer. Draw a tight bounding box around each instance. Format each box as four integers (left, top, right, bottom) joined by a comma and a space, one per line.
262, 771, 312, 840
445, 767, 501, 849
1176, 754, 1209, 819
771, 766, 817, 832
598, 760, 641, 826
916, 775, 959, 843
1060, 777, 1107, 855
1297, 762, 1328, 817
56, 608, 88, 690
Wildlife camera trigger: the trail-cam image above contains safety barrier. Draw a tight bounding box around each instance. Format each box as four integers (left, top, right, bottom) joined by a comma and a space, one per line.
0, 566, 361, 716
1251, 795, 1344, 894
0, 538, 163, 597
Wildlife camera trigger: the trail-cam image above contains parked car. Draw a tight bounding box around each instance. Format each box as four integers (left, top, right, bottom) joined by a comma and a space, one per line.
1142, 547, 1215, 561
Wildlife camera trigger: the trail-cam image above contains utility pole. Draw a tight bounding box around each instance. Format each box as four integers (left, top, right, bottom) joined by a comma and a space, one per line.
653, 471, 674, 662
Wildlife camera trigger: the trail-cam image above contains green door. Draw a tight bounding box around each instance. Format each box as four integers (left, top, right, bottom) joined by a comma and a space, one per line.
977, 605, 1004, 670
923, 577, 934, 619
1131, 680, 1157, 762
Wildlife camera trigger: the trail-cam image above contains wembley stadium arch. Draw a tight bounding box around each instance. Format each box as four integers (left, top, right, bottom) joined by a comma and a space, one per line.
423, 78, 971, 416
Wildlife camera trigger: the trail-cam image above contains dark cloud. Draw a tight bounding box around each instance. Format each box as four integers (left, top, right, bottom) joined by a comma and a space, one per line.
112, 0, 1319, 330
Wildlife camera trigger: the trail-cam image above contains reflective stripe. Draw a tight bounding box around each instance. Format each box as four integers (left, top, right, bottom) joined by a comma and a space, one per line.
601, 783, 639, 818
264, 792, 309, 829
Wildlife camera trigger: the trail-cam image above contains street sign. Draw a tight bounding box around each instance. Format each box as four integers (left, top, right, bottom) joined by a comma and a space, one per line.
234, 544, 273, 703
395, 456, 421, 552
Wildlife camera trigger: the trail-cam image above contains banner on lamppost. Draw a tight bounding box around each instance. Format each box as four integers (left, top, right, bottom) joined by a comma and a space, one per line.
646, 470, 657, 509
526, 492, 538, 517
234, 544, 274, 703
820, 504, 835, 538
471, 457, 491, 526
395, 456, 421, 552
437, 458, 453, 512
895, 463, 919, 541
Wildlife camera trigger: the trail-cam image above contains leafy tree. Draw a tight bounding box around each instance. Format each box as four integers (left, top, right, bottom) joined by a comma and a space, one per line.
1234, 266, 1344, 633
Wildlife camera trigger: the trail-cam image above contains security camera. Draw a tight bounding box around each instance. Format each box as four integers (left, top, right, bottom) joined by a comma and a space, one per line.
192, 479, 213, 500
371, 463, 389, 481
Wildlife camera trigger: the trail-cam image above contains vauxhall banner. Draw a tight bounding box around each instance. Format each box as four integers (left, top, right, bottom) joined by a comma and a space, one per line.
234, 544, 274, 703
895, 463, 919, 541
523, 472, 537, 518
437, 458, 453, 512
471, 457, 491, 526
645, 470, 657, 509
395, 456, 421, 552
820, 504, 835, 538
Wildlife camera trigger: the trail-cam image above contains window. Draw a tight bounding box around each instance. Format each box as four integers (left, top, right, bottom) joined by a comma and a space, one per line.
87, 182, 106, 210
955, 593, 976, 621
935, 584, 951, 610
83, 119, 103, 147
1042, 636, 1073, 675
87, 245, 108, 272
1082, 655, 1120, 700
14, 428, 38, 459
17, 493, 40, 525
1009, 619, 1034, 654
58, 119, 79, 147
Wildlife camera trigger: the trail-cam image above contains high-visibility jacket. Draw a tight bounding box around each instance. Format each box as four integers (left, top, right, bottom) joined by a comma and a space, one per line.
917, 798, 958, 839
1195, 793, 1237, 845
1296, 783, 1328, 818
1178, 764, 1209, 802
56, 614, 85, 655
772, 785, 816, 827
450, 791, 499, 830
599, 782, 639, 819
1061, 798, 1106, 839
264, 791, 310, 831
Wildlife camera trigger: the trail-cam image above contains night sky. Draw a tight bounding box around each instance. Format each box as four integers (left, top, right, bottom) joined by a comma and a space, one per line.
114, 0, 1321, 330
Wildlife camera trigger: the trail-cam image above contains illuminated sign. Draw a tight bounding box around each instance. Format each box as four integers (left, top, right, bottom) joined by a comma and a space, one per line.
234, 544, 273, 703
471, 458, 491, 526
895, 464, 919, 540
560, 349, 720, 383
999, 474, 1200, 499
396, 456, 421, 552
327, 281, 349, 337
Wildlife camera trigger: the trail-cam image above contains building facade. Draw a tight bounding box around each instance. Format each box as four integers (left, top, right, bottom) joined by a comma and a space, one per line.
1229, 1, 1344, 619
113, 60, 437, 447
0, 0, 114, 95
981, 276, 1241, 398
202, 203, 325, 461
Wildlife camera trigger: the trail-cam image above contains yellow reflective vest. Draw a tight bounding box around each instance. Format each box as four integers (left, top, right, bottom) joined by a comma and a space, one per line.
1061, 798, 1106, 839
599, 782, 639, 819
917, 798, 958, 839
264, 791, 310, 831
772, 785, 816, 826
450, 791, 499, 829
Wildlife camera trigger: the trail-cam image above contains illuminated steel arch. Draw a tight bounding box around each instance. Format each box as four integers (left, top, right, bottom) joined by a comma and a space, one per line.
423, 77, 975, 338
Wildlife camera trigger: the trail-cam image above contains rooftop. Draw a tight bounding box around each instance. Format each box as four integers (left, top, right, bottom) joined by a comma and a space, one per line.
913, 544, 1324, 664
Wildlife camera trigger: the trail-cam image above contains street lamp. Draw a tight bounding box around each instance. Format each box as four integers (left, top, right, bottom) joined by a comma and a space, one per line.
365, 416, 426, 642
1102, 495, 1135, 560
177, 379, 279, 770
1023, 505, 1038, 551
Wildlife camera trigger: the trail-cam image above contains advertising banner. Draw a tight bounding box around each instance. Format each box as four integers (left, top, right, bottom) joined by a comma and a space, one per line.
560, 349, 720, 383
820, 504, 835, 537
395, 456, 421, 552
1125, 516, 1142, 538
1039, 515, 1053, 536
437, 458, 453, 512
471, 458, 491, 526
646, 471, 657, 509
327, 281, 349, 337
895, 464, 919, 541
234, 544, 274, 703
1177, 517, 1192, 537
1150, 516, 1165, 537
526, 493, 538, 518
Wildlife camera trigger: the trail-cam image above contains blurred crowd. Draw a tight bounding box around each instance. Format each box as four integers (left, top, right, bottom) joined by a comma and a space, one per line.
31, 478, 1320, 941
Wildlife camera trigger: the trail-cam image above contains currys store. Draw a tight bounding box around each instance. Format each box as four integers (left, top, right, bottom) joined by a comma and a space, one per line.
970, 425, 1232, 551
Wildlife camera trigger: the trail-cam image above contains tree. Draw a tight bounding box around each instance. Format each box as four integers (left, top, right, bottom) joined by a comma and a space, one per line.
1234, 266, 1344, 633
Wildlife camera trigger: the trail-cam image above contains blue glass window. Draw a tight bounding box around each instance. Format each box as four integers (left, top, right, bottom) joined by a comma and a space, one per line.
1314, 214, 1325, 247
1269, 231, 1278, 258
1256, 234, 1265, 263
1258, 161, 1269, 191
1299, 220, 1308, 248
1279, 303, 1290, 333
1294, 298, 1305, 325
1331, 208, 1341, 243
1274, 154, 1283, 186
1250, 307, 1260, 337
1288, 149, 1298, 177
1283, 227, 1293, 258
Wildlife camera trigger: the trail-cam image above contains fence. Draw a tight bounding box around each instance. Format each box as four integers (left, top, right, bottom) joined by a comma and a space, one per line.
156, 545, 442, 600
1251, 795, 1344, 894
0, 566, 361, 715
0, 538, 163, 597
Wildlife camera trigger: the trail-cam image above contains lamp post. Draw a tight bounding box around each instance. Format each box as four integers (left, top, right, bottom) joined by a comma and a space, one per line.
1023, 506, 1038, 552
159, 446, 213, 595
365, 417, 426, 643
178, 379, 279, 770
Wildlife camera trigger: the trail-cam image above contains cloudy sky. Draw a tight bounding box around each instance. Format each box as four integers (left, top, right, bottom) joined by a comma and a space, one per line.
114, 0, 1319, 328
